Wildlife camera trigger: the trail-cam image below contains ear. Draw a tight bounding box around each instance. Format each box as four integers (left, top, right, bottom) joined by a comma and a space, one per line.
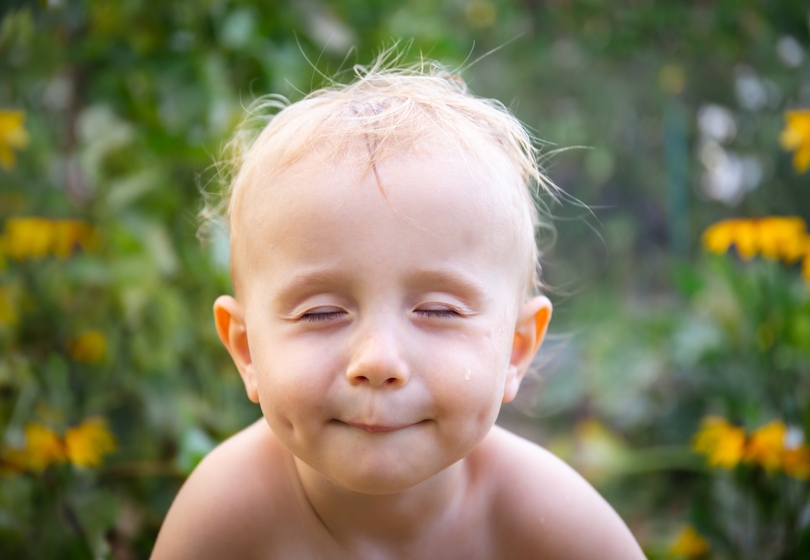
213, 295, 259, 403
503, 296, 552, 403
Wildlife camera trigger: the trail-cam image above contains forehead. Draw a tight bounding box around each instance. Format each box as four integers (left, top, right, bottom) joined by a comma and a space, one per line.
232, 146, 528, 300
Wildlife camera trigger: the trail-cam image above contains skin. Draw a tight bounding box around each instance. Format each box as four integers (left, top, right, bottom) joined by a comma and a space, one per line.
151, 147, 646, 560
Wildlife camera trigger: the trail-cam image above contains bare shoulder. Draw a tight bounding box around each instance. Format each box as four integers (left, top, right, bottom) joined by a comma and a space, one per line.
150, 419, 293, 560
476, 426, 645, 560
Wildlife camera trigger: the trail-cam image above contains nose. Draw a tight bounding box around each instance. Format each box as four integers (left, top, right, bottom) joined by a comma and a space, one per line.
346, 329, 410, 388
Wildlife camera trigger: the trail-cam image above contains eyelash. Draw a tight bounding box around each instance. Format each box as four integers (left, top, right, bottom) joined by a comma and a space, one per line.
300, 311, 345, 323
416, 308, 460, 319
300, 308, 460, 322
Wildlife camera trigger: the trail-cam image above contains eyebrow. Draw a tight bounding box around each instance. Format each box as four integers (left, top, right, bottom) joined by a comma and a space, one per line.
271, 269, 353, 305
404, 268, 488, 307
269, 267, 489, 309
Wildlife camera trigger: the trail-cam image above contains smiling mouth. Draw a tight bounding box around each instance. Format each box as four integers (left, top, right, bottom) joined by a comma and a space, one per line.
339, 420, 423, 433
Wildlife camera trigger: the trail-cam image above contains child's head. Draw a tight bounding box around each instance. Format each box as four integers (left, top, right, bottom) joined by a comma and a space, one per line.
210, 59, 554, 494
208, 59, 555, 301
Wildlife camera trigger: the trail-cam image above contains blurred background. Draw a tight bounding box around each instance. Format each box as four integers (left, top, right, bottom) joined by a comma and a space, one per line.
1, 1, 810, 558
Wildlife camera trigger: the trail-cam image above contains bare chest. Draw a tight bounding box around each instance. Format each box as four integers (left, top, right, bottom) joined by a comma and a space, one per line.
253, 502, 502, 560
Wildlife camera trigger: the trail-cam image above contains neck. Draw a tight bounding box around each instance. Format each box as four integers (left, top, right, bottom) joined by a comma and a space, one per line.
291, 456, 468, 547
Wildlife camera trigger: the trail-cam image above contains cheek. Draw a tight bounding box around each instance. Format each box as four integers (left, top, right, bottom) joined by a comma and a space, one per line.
250, 332, 341, 425
418, 330, 510, 422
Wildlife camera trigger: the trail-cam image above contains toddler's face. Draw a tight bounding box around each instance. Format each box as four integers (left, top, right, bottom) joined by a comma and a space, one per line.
219, 148, 549, 494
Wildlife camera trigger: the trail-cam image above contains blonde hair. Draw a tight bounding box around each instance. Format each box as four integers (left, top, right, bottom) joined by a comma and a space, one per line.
201, 56, 557, 296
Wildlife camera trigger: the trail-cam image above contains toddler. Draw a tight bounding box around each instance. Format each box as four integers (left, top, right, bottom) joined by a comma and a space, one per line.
151, 60, 645, 560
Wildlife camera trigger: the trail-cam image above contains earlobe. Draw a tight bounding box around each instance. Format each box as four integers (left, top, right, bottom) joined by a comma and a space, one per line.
213, 295, 259, 403
503, 296, 552, 403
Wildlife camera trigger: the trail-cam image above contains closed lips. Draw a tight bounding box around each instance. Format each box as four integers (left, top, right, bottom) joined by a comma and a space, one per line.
341, 420, 417, 432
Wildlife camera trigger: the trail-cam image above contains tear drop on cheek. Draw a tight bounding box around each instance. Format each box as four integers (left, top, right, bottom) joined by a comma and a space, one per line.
465, 367, 471, 381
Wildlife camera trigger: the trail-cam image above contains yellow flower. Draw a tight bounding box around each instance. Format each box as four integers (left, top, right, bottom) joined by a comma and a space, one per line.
783, 445, 810, 480
702, 217, 809, 268
692, 416, 746, 469
744, 420, 786, 472
0, 111, 30, 171
702, 219, 741, 255
69, 330, 106, 364
3, 424, 67, 473
780, 110, 810, 173
701, 219, 758, 260
65, 417, 116, 468
733, 220, 759, 260
3, 217, 54, 260
51, 220, 96, 258
669, 525, 710, 558
1, 217, 97, 261
757, 217, 807, 263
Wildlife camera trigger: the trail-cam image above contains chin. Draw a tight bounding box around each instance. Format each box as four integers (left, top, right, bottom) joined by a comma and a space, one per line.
330, 467, 436, 495
322, 447, 453, 495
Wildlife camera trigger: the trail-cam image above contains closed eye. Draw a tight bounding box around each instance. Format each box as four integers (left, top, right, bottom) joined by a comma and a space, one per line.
415, 308, 461, 319
300, 310, 346, 323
